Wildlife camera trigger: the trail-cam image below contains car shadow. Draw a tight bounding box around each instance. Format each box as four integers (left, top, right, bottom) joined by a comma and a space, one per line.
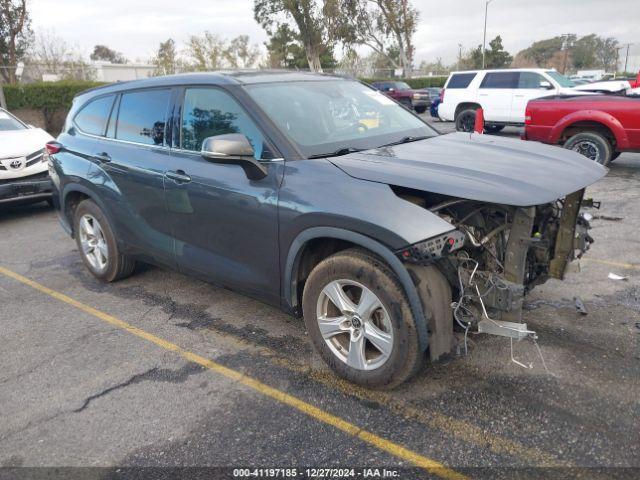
0, 200, 53, 222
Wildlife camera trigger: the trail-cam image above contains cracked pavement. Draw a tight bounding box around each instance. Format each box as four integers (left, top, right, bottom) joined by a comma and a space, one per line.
0, 119, 638, 477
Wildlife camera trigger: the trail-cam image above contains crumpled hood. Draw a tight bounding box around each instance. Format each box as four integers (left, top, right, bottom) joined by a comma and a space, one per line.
0, 128, 53, 158
328, 132, 607, 206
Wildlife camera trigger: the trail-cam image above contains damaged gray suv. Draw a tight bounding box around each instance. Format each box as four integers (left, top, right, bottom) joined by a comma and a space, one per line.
48, 71, 606, 388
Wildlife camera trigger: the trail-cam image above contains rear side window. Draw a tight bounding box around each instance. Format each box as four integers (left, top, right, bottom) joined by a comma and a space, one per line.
480, 72, 519, 89
74, 95, 115, 136
116, 89, 170, 146
446, 73, 476, 89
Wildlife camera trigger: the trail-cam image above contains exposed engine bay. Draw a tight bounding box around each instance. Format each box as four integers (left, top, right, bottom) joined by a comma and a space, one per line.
394, 186, 595, 364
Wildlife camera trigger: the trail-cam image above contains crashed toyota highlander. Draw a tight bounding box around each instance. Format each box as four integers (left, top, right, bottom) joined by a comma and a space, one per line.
47, 72, 606, 388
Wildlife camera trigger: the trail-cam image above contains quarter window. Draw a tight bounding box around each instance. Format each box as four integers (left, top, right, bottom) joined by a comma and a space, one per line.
180, 88, 270, 159
480, 72, 519, 89
74, 95, 115, 136
116, 89, 170, 145
446, 73, 476, 89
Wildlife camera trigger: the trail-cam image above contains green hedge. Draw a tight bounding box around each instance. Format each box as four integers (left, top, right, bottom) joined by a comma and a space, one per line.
359, 76, 447, 89
4, 81, 105, 111
2, 76, 446, 112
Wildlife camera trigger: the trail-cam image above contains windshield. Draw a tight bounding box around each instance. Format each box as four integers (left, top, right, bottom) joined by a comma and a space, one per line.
546, 71, 576, 88
0, 110, 27, 131
245, 80, 436, 158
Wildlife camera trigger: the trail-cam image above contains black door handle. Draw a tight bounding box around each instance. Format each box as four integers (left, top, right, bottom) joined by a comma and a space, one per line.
165, 170, 192, 183
93, 152, 111, 163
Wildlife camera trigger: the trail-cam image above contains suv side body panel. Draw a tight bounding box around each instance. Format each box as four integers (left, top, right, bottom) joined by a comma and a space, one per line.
440, 69, 565, 124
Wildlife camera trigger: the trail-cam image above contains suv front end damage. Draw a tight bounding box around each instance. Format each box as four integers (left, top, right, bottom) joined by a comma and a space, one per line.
396, 188, 595, 359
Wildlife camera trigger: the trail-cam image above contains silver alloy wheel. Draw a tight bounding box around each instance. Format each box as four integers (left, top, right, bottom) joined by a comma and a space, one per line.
316, 279, 394, 371
78, 214, 109, 273
571, 140, 600, 162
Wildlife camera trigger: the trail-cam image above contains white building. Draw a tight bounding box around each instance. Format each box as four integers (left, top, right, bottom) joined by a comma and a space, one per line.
91, 61, 155, 82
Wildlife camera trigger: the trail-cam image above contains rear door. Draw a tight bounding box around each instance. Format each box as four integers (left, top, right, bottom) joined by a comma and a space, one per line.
95, 87, 176, 266
164, 86, 283, 304
478, 71, 519, 122
511, 72, 553, 123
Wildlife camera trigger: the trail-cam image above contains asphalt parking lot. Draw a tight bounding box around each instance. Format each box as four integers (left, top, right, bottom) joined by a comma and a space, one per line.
1, 117, 638, 479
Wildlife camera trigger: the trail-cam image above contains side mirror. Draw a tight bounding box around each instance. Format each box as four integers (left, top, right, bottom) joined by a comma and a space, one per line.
201, 133, 267, 181
388, 87, 395, 92
540, 81, 553, 90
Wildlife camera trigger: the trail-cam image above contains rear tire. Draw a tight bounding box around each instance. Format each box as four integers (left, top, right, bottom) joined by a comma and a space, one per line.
414, 105, 427, 114
564, 131, 612, 165
610, 151, 622, 161
455, 108, 477, 132
302, 248, 424, 389
73, 199, 135, 282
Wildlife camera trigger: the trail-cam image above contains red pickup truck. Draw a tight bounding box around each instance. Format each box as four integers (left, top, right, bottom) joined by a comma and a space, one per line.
524, 94, 640, 165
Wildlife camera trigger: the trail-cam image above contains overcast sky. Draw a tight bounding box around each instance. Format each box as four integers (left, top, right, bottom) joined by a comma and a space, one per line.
29, 0, 640, 71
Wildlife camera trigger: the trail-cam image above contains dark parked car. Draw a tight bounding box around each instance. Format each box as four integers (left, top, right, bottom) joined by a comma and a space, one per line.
48, 71, 605, 388
370, 81, 428, 113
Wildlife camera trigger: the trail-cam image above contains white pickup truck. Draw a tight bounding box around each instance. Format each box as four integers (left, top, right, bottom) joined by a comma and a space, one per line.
438, 68, 578, 132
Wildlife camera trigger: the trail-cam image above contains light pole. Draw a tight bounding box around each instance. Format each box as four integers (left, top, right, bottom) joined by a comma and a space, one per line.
482, 0, 493, 69
623, 43, 634, 74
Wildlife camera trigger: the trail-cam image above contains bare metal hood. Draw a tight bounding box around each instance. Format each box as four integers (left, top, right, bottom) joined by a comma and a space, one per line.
328, 132, 607, 206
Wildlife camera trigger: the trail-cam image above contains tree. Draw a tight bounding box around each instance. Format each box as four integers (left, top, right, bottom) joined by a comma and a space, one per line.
153, 38, 179, 75
485, 35, 512, 68
226, 35, 261, 68
571, 34, 598, 70
594, 36, 618, 72
263, 24, 307, 68
324, 0, 418, 75
90, 44, 126, 64
0, 0, 31, 84
460, 35, 512, 69
185, 32, 229, 70
25, 29, 90, 81
519, 36, 567, 67
254, 0, 326, 72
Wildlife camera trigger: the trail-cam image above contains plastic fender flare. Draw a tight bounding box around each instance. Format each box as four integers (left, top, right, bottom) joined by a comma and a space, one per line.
61, 182, 113, 237
550, 110, 630, 149
283, 227, 430, 351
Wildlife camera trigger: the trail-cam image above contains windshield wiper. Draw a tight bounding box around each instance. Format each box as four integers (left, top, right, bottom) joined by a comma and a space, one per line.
379, 135, 431, 148
307, 147, 364, 159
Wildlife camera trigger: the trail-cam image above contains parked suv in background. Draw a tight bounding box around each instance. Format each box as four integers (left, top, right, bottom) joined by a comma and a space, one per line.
0, 108, 54, 206
48, 72, 604, 388
370, 81, 428, 113
438, 68, 578, 132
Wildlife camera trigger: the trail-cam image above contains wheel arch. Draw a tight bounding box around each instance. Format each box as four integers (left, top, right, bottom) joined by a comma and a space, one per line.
454, 102, 481, 119
283, 227, 430, 351
551, 111, 629, 150
61, 183, 111, 237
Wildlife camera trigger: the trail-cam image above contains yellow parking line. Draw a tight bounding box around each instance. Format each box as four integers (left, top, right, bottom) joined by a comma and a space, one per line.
0, 266, 467, 480
582, 258, 640, 270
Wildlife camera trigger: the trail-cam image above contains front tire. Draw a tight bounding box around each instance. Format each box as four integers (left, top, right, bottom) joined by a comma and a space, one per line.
302, 248, 423, 389
455, 108, 477, 132
564, 131, 612, 165
73, 199, 135, 282
414, 105, 427, 114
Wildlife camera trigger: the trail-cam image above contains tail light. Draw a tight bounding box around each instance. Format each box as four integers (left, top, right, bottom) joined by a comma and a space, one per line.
45, 142, 62, 155
524, 108, 532, 125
